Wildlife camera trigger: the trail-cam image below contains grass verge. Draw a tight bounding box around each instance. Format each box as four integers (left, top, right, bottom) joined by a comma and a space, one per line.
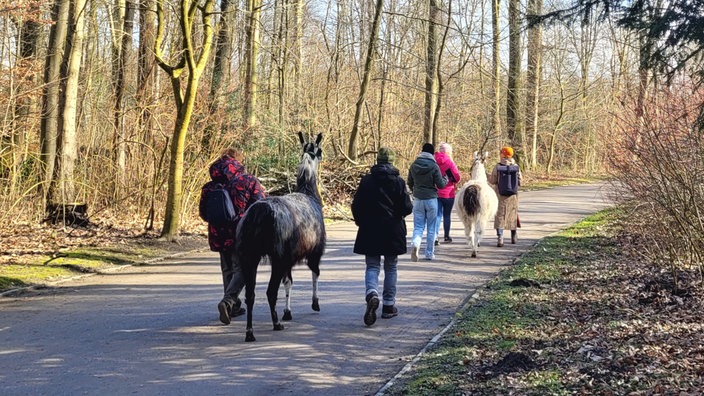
0, 235, 206, 294
386, 208, 703, 395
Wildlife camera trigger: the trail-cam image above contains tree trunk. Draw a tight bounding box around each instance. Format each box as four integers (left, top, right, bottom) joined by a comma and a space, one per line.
114, 0, 135, 198
525, 0, 542, 170
40, 0, 71, 206
348, 0, 383, 161
276, 0, 288, 128
292, 0, 304, 126
137, 0, 157, 147
54, 0, 87, 207
11, 16, 41, 196
432, 0, 453, 146
203, 0, 234, 149
158, 0, 216, 240
491, 0, 501, 140
547, 82, 565, 175
423, 0, 439, 145
506, 0, 523, 163
244, 0, 261, 129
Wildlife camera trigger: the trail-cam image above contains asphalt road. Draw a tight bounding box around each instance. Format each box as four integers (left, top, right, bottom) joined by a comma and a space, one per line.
0, 183, 610, 396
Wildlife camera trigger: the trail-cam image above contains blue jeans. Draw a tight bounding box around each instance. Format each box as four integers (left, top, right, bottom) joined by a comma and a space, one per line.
365, 255, 398, 306
411, 198, 438, 259
435, 197, 455, 239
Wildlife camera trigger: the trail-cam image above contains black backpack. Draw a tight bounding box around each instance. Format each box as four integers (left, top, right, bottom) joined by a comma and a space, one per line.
497, 164, 519, 196
204, 184, 236, 226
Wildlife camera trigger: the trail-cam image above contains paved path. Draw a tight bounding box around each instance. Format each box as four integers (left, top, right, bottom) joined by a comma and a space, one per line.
0, 184, 609, 396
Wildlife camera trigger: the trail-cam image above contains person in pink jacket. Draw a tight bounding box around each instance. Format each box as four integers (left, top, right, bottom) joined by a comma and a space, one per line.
434, 143, 462, 244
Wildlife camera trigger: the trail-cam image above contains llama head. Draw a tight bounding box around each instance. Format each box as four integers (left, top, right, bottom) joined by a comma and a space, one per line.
299, 132, 323, 165
470, 151, 489, 182
296, 132, 324, 202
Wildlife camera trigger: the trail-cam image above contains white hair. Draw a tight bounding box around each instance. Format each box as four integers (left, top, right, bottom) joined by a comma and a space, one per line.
439, 142, 452, 154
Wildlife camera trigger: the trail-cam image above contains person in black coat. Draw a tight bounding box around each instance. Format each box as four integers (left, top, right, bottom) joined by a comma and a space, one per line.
352, 147, 413, 326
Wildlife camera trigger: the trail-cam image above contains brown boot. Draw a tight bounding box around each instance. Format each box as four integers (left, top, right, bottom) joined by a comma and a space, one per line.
497, 237, 504, 247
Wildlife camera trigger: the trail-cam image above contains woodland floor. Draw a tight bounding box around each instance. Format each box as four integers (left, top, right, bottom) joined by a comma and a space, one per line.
0, 220, 208, 293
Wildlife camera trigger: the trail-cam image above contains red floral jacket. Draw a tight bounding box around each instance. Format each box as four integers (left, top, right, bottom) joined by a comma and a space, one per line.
199, 155, 266, 251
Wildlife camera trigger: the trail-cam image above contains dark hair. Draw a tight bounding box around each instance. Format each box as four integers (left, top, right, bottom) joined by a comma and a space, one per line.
422, 143, 434, 154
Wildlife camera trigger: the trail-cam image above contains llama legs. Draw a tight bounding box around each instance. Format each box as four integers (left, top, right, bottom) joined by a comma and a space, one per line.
243, 258, 260, 342
307, 253, 322, 312
474, 221, 484, 249
282, 272, 293, 321
468, 223, 478, 258
266, 265, 287, 332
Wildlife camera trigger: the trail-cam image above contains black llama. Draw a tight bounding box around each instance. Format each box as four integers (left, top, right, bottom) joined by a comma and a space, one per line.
237, 132, 326, 342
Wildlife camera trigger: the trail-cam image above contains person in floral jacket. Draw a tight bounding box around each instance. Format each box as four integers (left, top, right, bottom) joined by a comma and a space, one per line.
199, 148, 266, 321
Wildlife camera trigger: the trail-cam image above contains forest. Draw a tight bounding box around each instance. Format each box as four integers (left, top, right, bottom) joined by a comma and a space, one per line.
0, 0, 702, 277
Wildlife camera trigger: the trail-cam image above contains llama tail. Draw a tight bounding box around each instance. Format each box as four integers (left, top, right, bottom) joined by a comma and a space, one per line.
235, 200, 277, 257
461, 185, 481, 218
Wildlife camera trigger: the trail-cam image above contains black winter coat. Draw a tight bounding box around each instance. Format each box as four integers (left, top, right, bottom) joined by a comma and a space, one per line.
352, 163, 413, 255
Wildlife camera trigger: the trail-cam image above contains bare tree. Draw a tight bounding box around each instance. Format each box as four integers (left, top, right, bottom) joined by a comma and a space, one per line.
506, 0, 523, 162
348, 0, 383, 160
491, 0, 501, 139
113, 0, 136, 196
56, 0, 87, 206
424, 0, 440, 145
40, 0, 71, 205
203, 0, 235, 148
525, 0, 542, 170
244, 0, 262, 129
137, 0, 157, 145
9, 8, 41, 196
292, 0, 304, 126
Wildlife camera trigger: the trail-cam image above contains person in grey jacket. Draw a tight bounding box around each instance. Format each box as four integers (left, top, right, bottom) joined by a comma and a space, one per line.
407, 143, 448, 261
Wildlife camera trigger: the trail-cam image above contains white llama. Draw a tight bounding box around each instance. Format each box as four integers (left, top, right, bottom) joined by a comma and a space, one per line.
454, 152, 499, 257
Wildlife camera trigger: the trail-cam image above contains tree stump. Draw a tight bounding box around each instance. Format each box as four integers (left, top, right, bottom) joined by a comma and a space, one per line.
46, 203, 89, 227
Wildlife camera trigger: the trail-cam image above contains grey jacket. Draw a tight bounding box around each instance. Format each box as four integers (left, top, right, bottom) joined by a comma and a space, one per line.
407, 152, 448, 200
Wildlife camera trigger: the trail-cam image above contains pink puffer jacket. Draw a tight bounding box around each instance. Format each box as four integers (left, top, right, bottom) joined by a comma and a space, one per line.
434, 151, 461, 198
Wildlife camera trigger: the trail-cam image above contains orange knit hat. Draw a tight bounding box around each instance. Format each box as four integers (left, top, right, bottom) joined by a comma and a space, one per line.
500, 146, 514, 158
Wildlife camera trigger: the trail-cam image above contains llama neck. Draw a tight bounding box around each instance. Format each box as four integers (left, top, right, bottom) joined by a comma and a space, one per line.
297, 180, 322, 205
296, 167, 323, 206
472, 166, 488, 182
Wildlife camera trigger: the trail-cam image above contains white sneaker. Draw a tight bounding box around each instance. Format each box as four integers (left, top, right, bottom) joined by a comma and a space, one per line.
411, 246, 419, 262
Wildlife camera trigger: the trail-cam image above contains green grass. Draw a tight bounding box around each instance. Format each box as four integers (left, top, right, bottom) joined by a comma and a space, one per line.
394, 208, 620, 395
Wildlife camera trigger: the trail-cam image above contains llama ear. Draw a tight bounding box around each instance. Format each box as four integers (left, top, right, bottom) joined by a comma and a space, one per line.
473, 151, 479, 160
298, 131, 306, 145
484, 151, 489, 161
315, 133, 323, 145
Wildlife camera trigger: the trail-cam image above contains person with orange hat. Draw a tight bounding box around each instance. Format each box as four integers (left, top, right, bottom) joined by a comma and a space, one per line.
488, 146, 522, 247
